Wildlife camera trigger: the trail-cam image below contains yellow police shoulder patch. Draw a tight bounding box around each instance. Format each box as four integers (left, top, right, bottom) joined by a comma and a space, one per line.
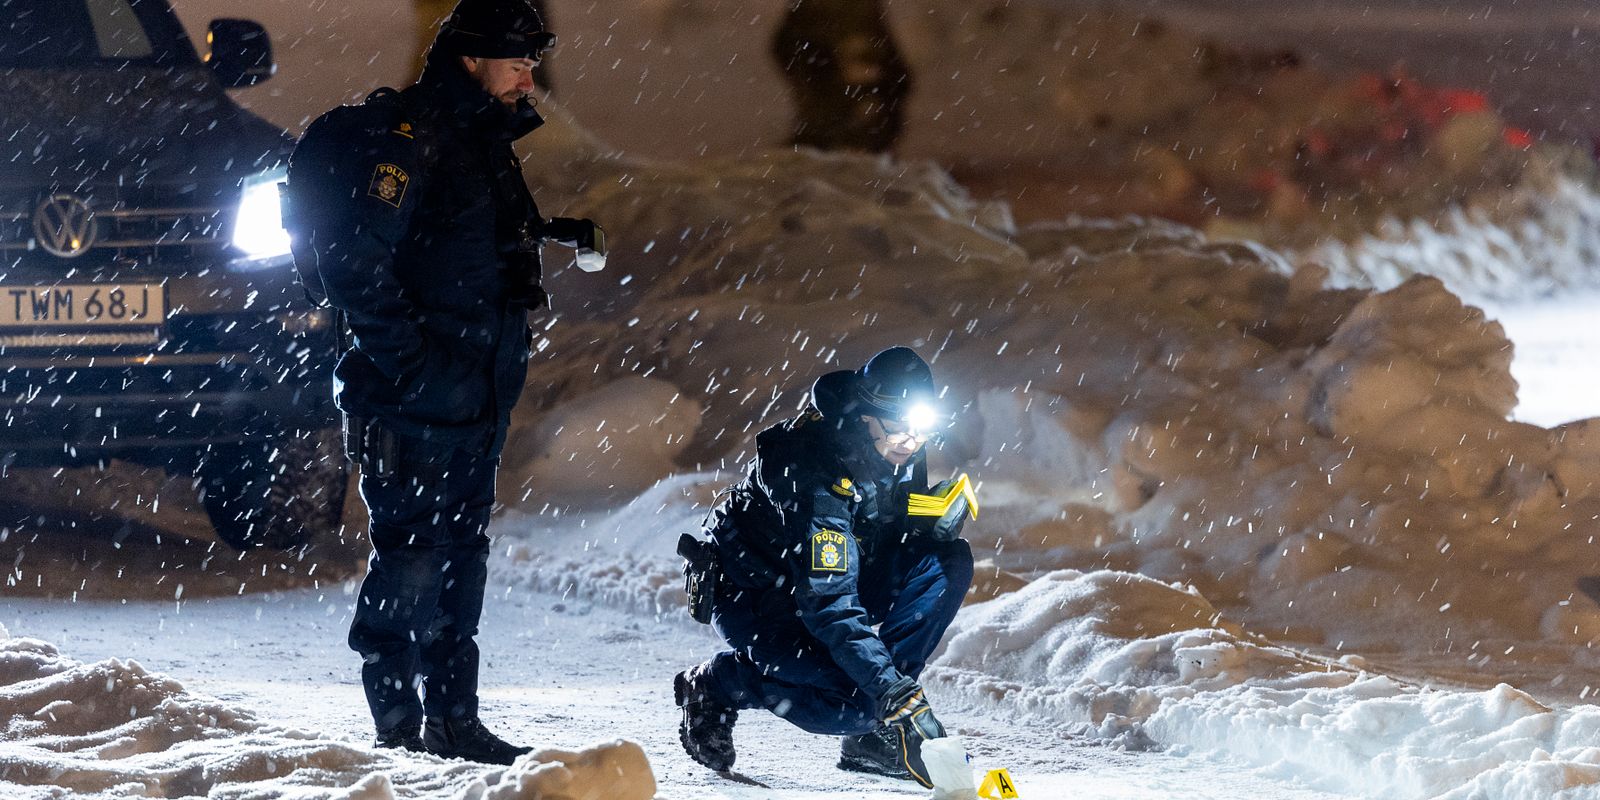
368, 163, 410, 208
393, 122, 415, 138
829, 477, 854, 499
810, 530, 849, 573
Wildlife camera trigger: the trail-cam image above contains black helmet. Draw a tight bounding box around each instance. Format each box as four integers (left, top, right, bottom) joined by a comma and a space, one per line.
854, 347, 938, 423
435, 0, 555, 60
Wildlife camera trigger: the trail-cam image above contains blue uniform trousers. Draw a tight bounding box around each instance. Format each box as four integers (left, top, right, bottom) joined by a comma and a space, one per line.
347, 431, 496, 733
705, 538, 973, 735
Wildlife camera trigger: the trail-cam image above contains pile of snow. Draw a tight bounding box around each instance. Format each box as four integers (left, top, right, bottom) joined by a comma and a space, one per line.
1297, 168, 1600, 301
455, 741, 654, 800
491, 472, 720, 615
0, 630, 655, 799
930, 569, 1600, 799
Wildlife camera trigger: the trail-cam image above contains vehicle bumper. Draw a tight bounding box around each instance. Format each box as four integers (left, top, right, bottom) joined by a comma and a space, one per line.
2, 345, 337, 466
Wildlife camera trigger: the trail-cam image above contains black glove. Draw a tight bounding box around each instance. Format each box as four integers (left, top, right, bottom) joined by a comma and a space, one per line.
929, 478, 972, 542
543, 217, 606, 273
543, 217, 605, 251
879, 678, 946, 788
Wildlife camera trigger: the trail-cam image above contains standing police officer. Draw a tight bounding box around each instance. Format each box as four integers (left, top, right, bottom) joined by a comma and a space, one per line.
674, 347, 976, 786
285, 0, 604, 764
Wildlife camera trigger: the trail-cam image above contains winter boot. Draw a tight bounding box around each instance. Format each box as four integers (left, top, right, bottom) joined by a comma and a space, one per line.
374, 725, 426, 753
423, 716, 531, 765
838, 725, 913, 780
674, 666, 737, 771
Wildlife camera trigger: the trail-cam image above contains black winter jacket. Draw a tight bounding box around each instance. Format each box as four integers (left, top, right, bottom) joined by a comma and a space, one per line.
705, 369, 931, 705
288, 59, 548, 452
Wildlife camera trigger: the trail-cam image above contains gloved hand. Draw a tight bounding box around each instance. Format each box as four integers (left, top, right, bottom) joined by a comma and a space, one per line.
907, 476, 976, 543
543, 217, 607, 272
924, 478, 972, 542
879, 678, 946, 788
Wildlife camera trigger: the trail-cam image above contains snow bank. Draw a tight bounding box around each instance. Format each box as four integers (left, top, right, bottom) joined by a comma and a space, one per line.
931, 569, 1600, 799
491, 472, 722, 615
457, 740, 654, 800
1299, 169, 1600, 301
0, 631, 655, 799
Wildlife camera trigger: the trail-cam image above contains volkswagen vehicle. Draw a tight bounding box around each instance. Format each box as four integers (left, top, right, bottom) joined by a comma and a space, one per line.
0, 0, 345, 549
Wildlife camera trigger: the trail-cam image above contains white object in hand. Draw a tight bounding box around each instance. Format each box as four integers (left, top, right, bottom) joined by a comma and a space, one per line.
575, 248, 606, 273
923, 736, 977, 800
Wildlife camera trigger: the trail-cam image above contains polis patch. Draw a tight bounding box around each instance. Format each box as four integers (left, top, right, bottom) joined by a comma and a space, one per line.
368, 163, 410, 207
811, 530, 849, 573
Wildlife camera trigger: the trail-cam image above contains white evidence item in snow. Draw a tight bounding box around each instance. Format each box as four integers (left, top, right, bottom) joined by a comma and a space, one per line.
923, 736, 978, 800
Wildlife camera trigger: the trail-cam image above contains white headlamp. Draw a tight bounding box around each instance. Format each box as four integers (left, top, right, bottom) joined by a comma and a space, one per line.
905, 402, 941, 435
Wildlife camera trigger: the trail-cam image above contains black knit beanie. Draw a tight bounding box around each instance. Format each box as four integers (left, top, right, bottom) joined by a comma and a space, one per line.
433, 0, 554, 60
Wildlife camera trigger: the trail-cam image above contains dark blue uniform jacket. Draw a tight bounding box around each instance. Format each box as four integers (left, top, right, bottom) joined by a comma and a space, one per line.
705, 370, 931, 705
287, 60, 547, 451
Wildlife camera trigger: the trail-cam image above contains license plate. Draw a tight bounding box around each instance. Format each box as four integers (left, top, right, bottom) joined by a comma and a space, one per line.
0, 284, 166, 328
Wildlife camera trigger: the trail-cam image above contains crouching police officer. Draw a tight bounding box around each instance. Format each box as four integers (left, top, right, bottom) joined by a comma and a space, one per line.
674, 347, 976, 786
284, 0, 604, 764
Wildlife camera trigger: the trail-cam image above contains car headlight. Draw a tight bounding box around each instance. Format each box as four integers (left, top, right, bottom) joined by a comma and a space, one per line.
230, 167, 292, 266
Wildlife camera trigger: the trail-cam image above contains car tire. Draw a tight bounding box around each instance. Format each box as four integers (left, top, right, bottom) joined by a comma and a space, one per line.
198, 426, 348, 550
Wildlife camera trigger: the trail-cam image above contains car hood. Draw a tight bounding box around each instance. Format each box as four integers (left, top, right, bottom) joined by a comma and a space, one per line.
0, 66, 294, 205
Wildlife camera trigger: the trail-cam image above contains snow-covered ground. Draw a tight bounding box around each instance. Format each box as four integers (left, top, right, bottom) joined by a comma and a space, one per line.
3, 586, 1348, 800
8, 2, 1600, 798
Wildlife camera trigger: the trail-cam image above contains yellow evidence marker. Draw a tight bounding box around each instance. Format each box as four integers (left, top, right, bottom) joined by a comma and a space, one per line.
978, 768, 1020, 799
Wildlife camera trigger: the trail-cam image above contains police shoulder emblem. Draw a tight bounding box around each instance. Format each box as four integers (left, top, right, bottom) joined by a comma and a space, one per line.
368, 163, 410, 207
810, 529, 848, 573
829, 477, 855, 499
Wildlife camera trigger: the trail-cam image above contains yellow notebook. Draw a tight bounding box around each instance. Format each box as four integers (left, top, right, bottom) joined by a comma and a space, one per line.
907, 472, 979, 520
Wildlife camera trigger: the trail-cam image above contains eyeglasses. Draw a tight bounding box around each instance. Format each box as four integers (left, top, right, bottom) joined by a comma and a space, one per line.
868, 416, 932, 446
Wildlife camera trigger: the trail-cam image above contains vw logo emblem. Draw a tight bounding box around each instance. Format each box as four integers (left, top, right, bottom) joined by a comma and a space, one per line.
32, 194, 98, 258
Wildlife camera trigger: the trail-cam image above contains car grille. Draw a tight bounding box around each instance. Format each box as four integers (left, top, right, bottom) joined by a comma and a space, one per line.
0, 199, 226, 265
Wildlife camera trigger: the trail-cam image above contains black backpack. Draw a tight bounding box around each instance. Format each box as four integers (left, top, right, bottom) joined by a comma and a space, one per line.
280, 88, 419, 307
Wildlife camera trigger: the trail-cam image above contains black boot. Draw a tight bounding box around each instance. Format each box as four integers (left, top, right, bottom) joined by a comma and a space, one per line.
423, 716, 531, 765
838, 726, 912, 780
674, 666, 737, 772
374, 725, 426, 753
